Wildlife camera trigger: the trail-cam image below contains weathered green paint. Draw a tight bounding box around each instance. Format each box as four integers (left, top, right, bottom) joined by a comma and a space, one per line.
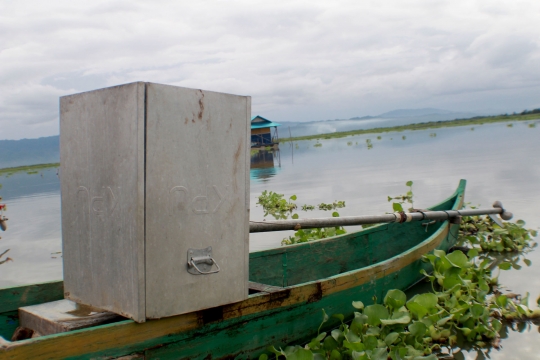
0, 281, 63, 313
0, 311, 18, 341
0, 180, 466, 360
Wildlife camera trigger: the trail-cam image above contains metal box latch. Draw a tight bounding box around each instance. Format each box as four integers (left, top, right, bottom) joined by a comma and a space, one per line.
187, 247, 220, 275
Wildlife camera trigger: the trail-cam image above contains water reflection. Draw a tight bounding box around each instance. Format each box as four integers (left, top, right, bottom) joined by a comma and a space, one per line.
250, 148, 281, 182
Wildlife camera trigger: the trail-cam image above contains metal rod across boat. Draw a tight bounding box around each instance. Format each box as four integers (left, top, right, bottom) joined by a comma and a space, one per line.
249, 201, 512, 233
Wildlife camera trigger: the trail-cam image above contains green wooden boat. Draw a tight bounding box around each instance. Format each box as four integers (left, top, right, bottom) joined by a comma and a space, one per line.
0, 180, 465, 359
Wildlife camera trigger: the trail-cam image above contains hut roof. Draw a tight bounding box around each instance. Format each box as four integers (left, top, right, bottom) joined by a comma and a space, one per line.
251, 115, 281, 129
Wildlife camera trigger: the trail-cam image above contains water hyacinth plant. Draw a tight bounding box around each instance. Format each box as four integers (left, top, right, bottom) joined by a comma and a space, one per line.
256, 191, 348, 245
257, 183, 538, 359
260, 242, 538, 360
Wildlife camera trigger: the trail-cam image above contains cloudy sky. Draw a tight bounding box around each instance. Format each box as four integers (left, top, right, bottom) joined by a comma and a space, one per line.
1, 0, 539, 140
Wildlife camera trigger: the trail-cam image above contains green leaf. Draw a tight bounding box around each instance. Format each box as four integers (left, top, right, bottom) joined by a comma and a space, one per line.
384, 332, 400, 346
498, 262, 512, 270
330, 349, 341, 360
408, 321, 427, 338
467, 248, 479, 258
470, 304, 484, 319
259, 354, 268, 360
410, 293, 438, 309
364, 336, 378, 350
322, 309, 329, 323
364, 304, 389, 326
406, 181, 413, 187
524, 259, 532, 267
332, 211, 339, 217
371, 348, 388, 360
323, 336, 339, 352
292, 213, 299, 219
492, 319, 502, 332
332, 314, 344, 322
384, 289, 407, 309
406, 301, 428, 319
380, 311, 411, 325
495, 295, 508, 308
412, 355, 437, 360
436, 315, 453, 326
447, 250, 470, 268
286, 347, 313, 360
267, 346, 284, 357
352, 301, 364, 310
290, 195, 297, 201
351, 351, 368, 360
343, 340, 365, 351
331, 329, 343, 342
442, 274, 462, 290
393, 203, 404, 212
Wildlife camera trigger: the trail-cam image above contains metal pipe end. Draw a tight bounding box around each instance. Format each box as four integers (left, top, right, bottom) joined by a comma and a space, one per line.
492, 200, 503, 209
501, 211, 513, 221
493, 201, 512, 221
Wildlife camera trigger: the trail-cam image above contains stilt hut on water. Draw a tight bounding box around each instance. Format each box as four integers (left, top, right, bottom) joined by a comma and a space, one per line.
251, 115, 280, 148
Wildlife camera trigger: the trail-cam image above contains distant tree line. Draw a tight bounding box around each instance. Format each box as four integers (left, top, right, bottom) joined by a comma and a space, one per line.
520, 108, 540, 115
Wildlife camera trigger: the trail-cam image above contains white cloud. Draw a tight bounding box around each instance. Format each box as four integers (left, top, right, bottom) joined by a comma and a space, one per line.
1, 0, 539, 139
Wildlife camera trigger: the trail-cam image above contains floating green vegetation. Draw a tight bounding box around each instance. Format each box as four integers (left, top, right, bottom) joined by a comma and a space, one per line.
257, 191, 297, 220
388, 181, 414, 212
256, 191, 347, 245
429, 133, 436, 137
260, 183, 539, 360
280, 112, 540, 143
458, 215, 537, 253
377, 136, 382, 140
529, 123, 536, 128
402, 136, 406, 140
366, 139, 373, 150
314, 142, 323, 147
347, 141, 353, 146
0, 163, 60, 177
507, 123, 513, 128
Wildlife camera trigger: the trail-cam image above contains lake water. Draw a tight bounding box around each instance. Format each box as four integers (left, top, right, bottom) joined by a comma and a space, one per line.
1, 119, 539, 358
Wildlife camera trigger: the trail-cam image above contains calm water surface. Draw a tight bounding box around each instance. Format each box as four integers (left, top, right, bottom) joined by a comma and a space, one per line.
1, 120, 539, 358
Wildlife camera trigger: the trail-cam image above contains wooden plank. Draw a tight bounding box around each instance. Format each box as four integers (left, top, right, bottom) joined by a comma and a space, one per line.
0, 281, 63, 313
248, 282, 284, 294
19, 299, 124, 336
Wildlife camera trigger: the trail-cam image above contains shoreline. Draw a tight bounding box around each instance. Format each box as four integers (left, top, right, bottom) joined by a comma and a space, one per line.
1, 113, 539, 172
0, 163, 60, 176
281, 113, 539, 142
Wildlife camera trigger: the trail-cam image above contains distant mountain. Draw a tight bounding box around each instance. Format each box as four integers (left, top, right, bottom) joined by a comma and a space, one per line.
348, 116, 377, 120
0, 136, 59, 169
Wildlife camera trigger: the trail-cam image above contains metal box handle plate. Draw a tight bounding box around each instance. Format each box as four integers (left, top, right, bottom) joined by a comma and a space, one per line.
187, 247, 220, 275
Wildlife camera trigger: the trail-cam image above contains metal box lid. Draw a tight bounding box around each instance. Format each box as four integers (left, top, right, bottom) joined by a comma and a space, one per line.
60, 82, 250, 322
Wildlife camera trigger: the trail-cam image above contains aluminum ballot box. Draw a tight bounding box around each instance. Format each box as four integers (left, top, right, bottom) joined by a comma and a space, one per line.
60, 82, 250, 322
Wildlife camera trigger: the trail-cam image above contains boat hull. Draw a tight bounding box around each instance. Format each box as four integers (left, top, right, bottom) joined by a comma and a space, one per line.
0, 180, 465, 359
